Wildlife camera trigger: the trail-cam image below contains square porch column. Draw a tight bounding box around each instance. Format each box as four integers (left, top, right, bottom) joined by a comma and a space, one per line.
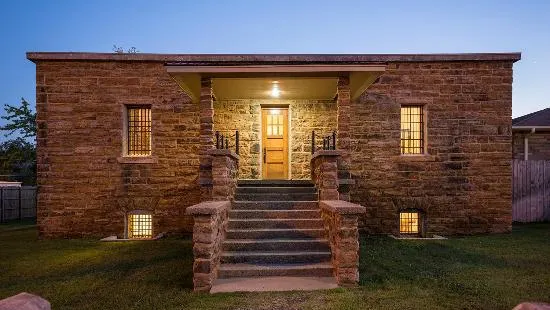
199, 78, 215, 200
336, 75, 352, 200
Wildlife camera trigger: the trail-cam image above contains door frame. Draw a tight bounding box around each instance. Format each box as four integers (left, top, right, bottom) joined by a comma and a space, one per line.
260, 104, 290, 180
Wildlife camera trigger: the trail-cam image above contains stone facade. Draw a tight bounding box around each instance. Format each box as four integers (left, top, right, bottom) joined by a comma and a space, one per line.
34, 61, 201, 237
349, 61, 514, 235
208, 149, 239, 200
512, 132, 550, 160
29, 53, 519, 238
320, 200, 365, 286
213, 99, 337, 179
311, 150, 340, 200
185, 201, 230, 291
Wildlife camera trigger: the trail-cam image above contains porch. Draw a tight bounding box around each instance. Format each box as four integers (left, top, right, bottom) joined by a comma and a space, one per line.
166, 63, 385, 188
171, 62, 383, 293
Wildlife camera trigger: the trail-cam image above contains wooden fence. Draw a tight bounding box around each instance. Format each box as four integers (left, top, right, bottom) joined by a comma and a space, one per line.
512, 160, 550, 222
0, 186, 37, 222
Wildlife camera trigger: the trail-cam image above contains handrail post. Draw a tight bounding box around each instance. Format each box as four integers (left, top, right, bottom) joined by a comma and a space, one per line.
225, 137, 229, 149
235, 130, 239, 155
215, 131, 220, 149
332, 131, 336, 150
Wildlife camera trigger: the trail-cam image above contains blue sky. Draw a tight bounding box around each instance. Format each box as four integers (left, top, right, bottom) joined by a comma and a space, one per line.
0, 0, 549, 141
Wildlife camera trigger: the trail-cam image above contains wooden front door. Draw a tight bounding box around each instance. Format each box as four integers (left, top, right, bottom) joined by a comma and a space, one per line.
262, 108, 289, 179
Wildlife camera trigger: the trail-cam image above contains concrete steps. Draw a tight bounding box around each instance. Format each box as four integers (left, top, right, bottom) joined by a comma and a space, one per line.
221, 251, 331, 264
223, 239, 330, 252
234, 193, 318, 201
230, 209, 320, 219
218, 263, 334, 278
228, 218, 324, 229
232, 201, 318, 210
218, 180, 335, 287
211, 276, 338, 293
226, 228, 325, 239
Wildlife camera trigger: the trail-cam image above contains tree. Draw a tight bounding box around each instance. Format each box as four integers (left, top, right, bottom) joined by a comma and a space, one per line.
112, 45, 139, 54
0, 98, 36, 184
0, 138, 35, 175
0, 98, 36, 139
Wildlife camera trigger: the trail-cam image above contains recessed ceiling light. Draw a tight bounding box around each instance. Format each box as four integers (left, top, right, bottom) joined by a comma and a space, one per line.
270, 83, 280, 98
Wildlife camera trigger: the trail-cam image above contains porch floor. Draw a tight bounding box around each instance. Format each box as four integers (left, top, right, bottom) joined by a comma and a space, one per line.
210, 276, 338, 293
237, 179, 314, 187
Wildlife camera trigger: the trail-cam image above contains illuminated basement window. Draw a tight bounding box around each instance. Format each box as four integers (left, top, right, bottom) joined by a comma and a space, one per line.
127, 105, 152, 156
399, 211, 420, 235
128, 212, 153, 239
401, 105, 424, 154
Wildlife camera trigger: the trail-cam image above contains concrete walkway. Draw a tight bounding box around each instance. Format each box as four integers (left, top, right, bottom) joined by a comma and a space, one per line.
211, 276, 338, 293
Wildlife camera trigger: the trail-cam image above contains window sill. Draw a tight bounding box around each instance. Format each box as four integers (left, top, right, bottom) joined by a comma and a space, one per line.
117, 156, 158, 164
397, 154, 436, 162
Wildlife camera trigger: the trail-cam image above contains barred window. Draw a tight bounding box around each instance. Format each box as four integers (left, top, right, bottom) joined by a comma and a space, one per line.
400, 106, 424, 154
127, 106, 151, 156
399, 211, 419, 234
128, 212, 153, 239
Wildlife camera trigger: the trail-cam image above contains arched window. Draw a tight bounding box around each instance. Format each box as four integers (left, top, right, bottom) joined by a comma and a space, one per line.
127, 211, 153, 239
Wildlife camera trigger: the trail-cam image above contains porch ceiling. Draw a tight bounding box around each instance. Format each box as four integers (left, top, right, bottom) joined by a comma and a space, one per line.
166, 64, 386, 102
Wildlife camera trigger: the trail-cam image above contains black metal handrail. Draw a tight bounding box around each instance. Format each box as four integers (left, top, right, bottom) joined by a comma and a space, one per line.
215, 130, 240, 155
311, 130, 336, 154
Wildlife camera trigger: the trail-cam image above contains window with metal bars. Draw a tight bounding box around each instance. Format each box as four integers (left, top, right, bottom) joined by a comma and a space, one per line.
400, 106, 424, 154
128, 213, 153, 239
399, 211, 420, 234
127, 106, 151, 156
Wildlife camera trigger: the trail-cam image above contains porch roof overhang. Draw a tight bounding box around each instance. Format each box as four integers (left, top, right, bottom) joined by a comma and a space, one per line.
165, 64, 386, 102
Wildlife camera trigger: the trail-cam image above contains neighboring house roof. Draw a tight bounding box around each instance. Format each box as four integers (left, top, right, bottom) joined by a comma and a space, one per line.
26, 52, 522, 64
513, 108, 550, 129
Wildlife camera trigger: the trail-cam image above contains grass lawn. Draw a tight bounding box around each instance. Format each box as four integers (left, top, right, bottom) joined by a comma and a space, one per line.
0, 222, 549, 310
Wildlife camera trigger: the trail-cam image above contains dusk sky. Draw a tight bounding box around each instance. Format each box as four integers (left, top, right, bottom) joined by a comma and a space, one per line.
1, 0, 549, 139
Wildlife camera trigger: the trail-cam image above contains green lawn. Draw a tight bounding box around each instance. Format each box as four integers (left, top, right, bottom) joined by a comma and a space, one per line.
1, 222, 549, 310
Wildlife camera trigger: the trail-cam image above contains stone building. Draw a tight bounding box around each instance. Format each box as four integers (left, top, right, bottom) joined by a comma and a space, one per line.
512, 108, 550, 160
27, 52, 521, 239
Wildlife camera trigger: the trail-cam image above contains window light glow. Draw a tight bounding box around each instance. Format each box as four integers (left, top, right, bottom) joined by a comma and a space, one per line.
269, 108, 280, 115
400, 106, 424, 154
128, 213, 153, 239
399, 212, 419, 234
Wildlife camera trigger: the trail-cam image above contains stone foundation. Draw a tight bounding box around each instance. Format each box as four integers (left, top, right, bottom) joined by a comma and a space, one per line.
185, 201, 231, 292
320, 200, 365, 286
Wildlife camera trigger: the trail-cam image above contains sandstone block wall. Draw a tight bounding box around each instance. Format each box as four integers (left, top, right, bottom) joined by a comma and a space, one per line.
349, 61, 514, 235
512, 132, 550, 160
34, 58, 516, 238
319, 201, 365, 286
35, 61, 201, 238
213, 99, 337, 179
